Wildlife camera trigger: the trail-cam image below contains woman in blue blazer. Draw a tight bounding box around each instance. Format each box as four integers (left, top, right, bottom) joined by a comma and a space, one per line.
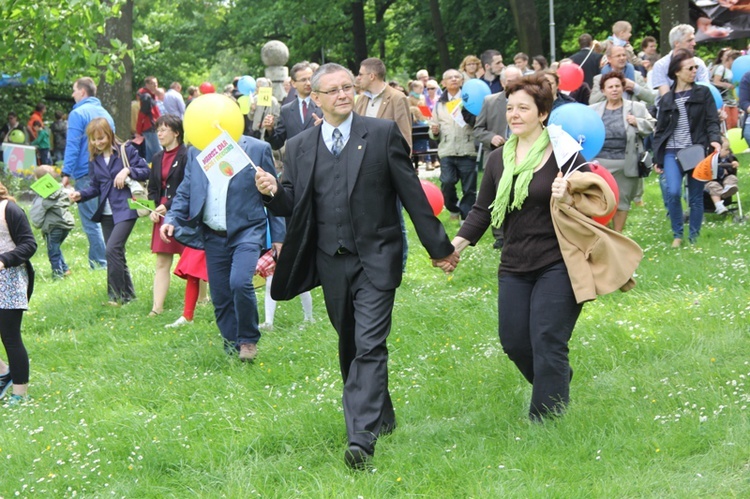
70, 118, 150, 304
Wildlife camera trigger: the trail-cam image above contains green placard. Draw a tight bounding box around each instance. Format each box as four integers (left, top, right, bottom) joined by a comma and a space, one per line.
30, 173, 62, 198
127, 198, 156, 211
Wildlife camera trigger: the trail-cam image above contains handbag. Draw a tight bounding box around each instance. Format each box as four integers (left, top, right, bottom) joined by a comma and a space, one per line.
120, 143, 150, 217
675, 144, 705, 172
636, 140, 653, 178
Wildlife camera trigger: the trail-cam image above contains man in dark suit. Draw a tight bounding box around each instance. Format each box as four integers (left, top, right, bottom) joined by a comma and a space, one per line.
255, 63, 458, 470
569, 33, 602, 88
262, 61, 321, 150
160, 135, 285, 361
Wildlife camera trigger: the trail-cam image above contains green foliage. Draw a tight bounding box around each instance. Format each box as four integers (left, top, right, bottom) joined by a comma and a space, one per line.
0, 0, 132, 82
0, 168, 749, 495
0, 81, 74, 126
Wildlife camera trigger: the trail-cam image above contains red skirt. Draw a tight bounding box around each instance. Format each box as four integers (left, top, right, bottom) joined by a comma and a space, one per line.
151, 198, 185, 254
174, 247, 208, 281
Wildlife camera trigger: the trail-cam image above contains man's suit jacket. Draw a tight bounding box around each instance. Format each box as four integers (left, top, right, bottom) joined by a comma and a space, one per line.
473, 92, 508, 155
165, 135, 285, 249
265, 114, 454, 300
570, 48, 603, 88
353, 84, 413, 151
266, 98, 321, 150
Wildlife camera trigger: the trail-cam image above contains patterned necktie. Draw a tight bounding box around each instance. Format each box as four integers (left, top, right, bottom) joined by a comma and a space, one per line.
331, 128, 343, 157
302, 100, 308, 122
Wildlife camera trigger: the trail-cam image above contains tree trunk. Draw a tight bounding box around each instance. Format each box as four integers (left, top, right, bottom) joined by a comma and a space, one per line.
351, 1, 368, 67
428, 0, 450, 72
508, 0, 543, 57
660, 0, 690, 56
98, 0, 133, 141
375, 0, 396, 62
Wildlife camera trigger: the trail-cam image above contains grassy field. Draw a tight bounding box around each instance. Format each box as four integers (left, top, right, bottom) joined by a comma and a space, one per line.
0, 170, 748, 497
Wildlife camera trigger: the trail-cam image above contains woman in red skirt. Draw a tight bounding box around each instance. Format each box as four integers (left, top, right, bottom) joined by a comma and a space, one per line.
147, 115, 187, 316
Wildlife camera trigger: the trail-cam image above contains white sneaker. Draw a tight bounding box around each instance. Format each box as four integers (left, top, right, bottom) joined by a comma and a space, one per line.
715, 205, 729, 215
721, 185, 738, 199
259, 322, 274, 331
165, 316, 192, 328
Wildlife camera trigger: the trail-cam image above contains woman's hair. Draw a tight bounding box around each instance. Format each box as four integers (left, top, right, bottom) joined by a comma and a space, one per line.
667, 49, 695, 81
155, 114, 184, 144
599, 71, 626, 90
713, 47, 731, 67
533, 55, 549, 70
86, 117, 116, 159
408, 79, 424, 92
542, 69, 559, 85
505, 73, 554, 122
0, 182, 15, 202
459, 55, 481, 73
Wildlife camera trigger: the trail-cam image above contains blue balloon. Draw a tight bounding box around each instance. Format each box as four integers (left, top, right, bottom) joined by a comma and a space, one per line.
237, 75, 256, 96
548, 103, 605, 161
461, 79, 491, 115
696, 81, 723, 110
731, 55, 750, 84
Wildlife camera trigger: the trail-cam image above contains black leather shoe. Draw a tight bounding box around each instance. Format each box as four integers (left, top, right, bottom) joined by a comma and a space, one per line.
344, 444, 372, 470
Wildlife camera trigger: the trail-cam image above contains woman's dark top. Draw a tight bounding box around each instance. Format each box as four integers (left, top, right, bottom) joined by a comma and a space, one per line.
457, 147, 587, 274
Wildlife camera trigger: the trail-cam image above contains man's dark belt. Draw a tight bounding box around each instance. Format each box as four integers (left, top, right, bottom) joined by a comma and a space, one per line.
205, 227, 227, 238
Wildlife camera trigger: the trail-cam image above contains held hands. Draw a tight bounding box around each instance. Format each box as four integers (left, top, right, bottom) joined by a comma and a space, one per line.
432, 250, 460, 274
255, 169, 277, 196
430, 123, 440, 135
68, 191, 81, 202
626, 113, 638, 127
551, 172, 573, 204
114, 168, 130, 189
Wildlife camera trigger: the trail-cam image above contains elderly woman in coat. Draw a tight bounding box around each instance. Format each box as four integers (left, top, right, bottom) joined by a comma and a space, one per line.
590, 71, 655, 233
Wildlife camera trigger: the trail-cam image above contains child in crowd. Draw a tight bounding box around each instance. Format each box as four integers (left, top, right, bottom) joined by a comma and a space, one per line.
50, 111, 67, 164
706, 139, 739, 215
165, 247, 208, 328
30, 121, 51, 165
29, 166, 75, 278
599, 20, 642, 69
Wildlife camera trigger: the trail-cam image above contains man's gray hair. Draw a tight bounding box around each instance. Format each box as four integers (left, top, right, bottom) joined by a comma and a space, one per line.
311, 63, 355, 92
669, 24, 694, 50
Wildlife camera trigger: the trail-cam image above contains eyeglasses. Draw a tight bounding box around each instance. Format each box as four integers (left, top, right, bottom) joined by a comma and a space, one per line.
316, 84, 355, 96
445, 75, 462, 80
683, 65, 698, 71
427, 87, 438, 90
294, 77, 312, 83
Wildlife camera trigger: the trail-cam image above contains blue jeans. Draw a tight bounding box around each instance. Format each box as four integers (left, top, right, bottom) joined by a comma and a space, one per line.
439, 156, 477, 219
45, 228, 70, 277
142, 130, 160, 164
203, 231, 261, 351
662, 150, 705, 241
74, 175, 107, 268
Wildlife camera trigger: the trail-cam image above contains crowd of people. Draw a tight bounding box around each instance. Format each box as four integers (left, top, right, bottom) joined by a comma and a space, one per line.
0, 21, 746, 469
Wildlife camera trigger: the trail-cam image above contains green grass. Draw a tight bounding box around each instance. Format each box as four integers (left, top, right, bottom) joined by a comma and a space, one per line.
1, 168, 749, 497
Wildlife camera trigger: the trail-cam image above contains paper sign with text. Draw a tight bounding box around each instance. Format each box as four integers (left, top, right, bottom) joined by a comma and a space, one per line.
446, 99, 466, 128
256, 87, 273, 107
30, 173, 61, 198
196, 131, 251, 186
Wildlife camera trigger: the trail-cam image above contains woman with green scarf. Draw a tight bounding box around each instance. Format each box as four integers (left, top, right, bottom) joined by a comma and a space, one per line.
451, 74, 587, 421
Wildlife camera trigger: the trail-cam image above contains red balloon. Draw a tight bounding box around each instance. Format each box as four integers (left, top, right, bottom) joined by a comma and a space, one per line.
588, 162, 619, 225
557, 63, 584, 92
420, 180, 444, 216
199, 82, 216, 94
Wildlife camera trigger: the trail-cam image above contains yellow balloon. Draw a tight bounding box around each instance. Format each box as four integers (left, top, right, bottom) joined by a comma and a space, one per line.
237, 95, 251, 115
183, 94, 244, 150
726, 127, 748, 155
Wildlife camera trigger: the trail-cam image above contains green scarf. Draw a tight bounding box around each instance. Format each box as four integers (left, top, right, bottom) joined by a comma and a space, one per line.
489, 128, 550, 228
